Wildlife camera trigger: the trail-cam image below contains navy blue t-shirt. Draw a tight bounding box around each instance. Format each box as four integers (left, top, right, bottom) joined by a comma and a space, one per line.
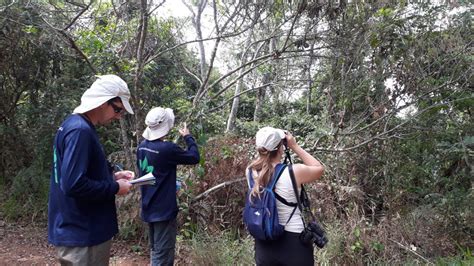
137, 135, 200, 222
48, 114, 120, 247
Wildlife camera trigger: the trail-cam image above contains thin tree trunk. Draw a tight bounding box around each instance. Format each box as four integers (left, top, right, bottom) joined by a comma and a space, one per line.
253, 74, 268, 123
306, 42, 315, 114
226, 24, 256, 133
129, 0, 149, 174
183, 0, 207, 81
254, 37, 275, 122
226, 78, 243, 133
196, 14, 206, 79
120, 119, 133, 170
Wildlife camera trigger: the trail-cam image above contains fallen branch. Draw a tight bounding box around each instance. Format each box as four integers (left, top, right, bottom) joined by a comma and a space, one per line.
191, 177, 246, 203
389, 239, 433, 265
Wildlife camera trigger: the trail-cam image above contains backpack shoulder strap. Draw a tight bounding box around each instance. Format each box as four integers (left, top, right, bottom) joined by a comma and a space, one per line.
248, 164, 287, 190
268, 163, 287, 189
273, 164, 297, 207
275, 163, 299, 225
247, 168, 254, 189
274, 192, 297, 207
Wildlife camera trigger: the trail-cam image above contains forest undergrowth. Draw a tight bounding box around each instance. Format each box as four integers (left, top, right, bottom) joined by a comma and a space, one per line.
0, 134, 472, 264
113, 136, 473, 265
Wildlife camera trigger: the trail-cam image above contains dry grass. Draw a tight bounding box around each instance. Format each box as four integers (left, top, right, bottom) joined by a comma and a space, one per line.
112, 136, 472, 264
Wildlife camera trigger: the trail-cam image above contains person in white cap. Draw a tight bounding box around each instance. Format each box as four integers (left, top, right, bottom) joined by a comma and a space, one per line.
247, 126, 324, 265
136, 107, 200, 266
48, 74, 135, 265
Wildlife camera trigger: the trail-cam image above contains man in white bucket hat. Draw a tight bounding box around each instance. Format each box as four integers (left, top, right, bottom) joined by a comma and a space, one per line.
137, 107, 200, 265
48, 75, 135, 265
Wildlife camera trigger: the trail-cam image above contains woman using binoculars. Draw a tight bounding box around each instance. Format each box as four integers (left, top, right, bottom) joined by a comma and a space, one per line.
247, 127, 324, 265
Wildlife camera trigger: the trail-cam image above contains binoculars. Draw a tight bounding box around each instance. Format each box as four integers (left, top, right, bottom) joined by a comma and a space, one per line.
299, 221, 328, 248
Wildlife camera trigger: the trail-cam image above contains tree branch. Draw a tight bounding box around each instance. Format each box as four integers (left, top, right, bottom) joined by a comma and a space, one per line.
147, 0, 166, 16
39, 14, 96, 74
341, 76, 465, 136
191, 177, 245, 203
389, 239, 433, 264
208, 83, 272, 113
62, 1, 92, 31
313, 96, 474, 152
182, 63, 203, 86
209, 58, 272, 99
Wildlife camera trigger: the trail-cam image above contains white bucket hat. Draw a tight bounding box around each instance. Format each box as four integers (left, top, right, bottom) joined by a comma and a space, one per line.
256, 126, 286, 151
142, 107, 175, 141
73, 75, 134, 114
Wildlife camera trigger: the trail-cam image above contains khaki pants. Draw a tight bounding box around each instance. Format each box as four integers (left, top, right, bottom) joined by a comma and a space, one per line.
57, 239, 112, 266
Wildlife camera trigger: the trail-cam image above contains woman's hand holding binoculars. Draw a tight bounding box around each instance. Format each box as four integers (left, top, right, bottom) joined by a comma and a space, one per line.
284, 131, 298, 150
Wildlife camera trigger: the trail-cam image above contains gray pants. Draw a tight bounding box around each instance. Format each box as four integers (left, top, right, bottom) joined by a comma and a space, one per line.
56, 239, 112, 266
149, 219, 177, 266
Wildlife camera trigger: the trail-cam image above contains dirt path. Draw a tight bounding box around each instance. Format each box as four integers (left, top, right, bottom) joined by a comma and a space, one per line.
0, 222, 149, 265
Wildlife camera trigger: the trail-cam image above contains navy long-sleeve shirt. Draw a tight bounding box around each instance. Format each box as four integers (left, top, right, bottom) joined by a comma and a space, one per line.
48, 114, 119, 247
137, 135, 200, 222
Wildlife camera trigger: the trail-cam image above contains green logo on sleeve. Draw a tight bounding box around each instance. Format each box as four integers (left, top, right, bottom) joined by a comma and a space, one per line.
53, 146, 59, 184
139, 156, 154, 174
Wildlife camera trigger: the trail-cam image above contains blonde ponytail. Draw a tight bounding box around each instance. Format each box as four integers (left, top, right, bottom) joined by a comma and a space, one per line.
248, 145, 282, 199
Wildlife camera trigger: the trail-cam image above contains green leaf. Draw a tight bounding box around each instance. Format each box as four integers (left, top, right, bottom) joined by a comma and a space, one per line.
371, 241, 384, 251
354, 227, 361, 238
370, 34, 380, 48
183, 230, 190, 237
23, 26, 38, 34
196, 165, 205, 178
463, 136, 474, 146
375, 7, 394, 17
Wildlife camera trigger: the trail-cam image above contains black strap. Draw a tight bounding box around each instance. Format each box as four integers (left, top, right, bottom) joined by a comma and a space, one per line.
300, 185, 316, 220
272, 164, 298, 224
284, 144, 307, 227
274, 190, 298, 224
287, 164, 307, 228
287, 165, 302, 210
285, 204, 298, 225
274, 192, 297, 207
284, 145, 303, 210
284, 143, 320, 227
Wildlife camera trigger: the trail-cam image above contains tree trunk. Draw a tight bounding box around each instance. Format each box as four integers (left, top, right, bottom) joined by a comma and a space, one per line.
253, 75, 268, 123
226, 78, 243, 133
129, 0, 149, 174
226, 26, 255, 133
183, 0, 207, 81
306, 42, 315, 114
254, 37, 275, 122
194, 1, 207, 80
120, 119, 133, 170
196, 14, 207, 79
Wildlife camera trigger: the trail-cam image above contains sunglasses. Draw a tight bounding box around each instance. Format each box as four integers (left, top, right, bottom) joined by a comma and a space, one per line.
108, 101, 124, 114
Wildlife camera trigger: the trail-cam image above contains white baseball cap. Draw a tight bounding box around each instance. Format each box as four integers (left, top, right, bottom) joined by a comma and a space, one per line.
73, 75, 134, 114
142, 107, 175, 141
255, 126, 286, 151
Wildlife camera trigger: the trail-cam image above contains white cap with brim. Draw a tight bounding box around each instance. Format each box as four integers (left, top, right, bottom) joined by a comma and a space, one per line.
255, 126, 286, 151
73, 74, 134, 114
142, 107, 175, 141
